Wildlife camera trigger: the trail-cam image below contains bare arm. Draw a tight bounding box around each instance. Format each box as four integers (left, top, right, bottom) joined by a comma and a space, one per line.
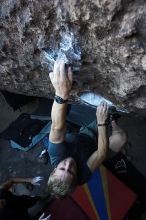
0, 176, 43, 190
49, 101, 68, 143
0, 178, 32, 190
87, 102, 108, 172
49, 60, 72, 143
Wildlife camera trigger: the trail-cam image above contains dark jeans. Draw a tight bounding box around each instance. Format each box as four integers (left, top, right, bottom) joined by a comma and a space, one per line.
79, 120, 97, 143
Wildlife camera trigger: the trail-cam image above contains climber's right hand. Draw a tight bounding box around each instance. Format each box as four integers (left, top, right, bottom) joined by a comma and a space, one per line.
49, 60, 73, 100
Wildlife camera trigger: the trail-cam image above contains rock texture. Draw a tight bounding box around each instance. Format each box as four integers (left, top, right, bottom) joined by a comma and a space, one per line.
0, 0, 146, 116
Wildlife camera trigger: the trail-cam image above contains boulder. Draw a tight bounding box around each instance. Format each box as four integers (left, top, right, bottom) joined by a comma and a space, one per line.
0, 0, 146, 116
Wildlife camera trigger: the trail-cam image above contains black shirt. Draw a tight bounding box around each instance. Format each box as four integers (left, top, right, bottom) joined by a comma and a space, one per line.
48, 133, 97, 184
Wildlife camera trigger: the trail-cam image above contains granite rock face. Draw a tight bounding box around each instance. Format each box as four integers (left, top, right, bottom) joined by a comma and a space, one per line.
0, 0, 146, 116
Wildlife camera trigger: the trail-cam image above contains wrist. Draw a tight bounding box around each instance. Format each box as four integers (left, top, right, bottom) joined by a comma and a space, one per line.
97, 121, 106, 124
28, 178, 32, 183
98, 123, 107, 126
54, 95, 68, 104
55, 93, 69, 100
